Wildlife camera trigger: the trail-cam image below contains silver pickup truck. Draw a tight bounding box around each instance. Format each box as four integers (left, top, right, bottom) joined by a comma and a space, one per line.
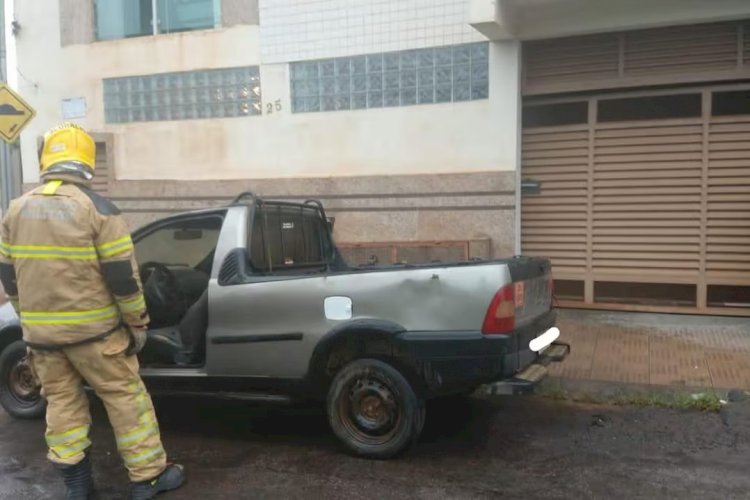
0, 193, 568, 458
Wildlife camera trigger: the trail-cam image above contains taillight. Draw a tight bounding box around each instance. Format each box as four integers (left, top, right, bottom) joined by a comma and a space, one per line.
482, 284, 515, 335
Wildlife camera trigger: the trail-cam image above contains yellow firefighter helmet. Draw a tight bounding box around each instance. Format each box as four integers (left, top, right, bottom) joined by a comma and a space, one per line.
39, 122, 96, 175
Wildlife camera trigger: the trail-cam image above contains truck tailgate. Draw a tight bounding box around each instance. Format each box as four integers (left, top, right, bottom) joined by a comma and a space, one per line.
507, 257, 554, 370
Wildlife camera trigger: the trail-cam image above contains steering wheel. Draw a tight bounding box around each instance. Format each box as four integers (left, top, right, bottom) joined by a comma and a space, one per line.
140, 262, 188, 327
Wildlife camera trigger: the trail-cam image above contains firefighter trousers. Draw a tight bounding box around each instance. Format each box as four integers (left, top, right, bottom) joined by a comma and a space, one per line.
28, 327, 167, 482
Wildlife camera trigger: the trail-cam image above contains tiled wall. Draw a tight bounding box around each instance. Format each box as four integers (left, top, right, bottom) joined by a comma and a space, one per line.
259, 0, 485, 63
99, 170, 517, 259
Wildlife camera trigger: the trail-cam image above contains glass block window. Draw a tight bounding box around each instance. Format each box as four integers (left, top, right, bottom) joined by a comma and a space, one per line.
103, 67, 261, 124
290, 42, 489, 113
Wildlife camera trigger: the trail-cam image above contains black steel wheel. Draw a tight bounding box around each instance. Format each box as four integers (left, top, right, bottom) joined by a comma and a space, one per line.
327, 358, 424, 458
0, 340, 45, 419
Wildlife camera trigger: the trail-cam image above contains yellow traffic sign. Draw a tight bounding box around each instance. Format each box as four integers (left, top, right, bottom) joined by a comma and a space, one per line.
0, 84, 35, 143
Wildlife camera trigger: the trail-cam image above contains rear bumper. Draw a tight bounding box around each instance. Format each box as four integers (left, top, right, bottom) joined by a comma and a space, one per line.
481, 342, 570, 396
398, 310, 566, 397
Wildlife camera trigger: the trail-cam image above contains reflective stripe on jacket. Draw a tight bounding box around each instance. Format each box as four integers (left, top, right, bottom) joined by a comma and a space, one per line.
0, 175, 149, 348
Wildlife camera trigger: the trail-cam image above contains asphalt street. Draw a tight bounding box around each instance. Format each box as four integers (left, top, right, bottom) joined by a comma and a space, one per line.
1, 395, 749, 499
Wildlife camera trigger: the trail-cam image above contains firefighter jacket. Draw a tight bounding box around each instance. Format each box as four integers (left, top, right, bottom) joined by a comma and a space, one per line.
0, 174, 149, 349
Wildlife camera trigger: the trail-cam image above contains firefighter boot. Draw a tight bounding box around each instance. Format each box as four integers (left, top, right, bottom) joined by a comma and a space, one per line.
130, 464, 185, 500
56, 451, 93, 500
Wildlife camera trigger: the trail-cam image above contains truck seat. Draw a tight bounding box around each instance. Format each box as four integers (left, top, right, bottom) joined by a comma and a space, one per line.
145, 289, 209, 366
175, 289, 209, 365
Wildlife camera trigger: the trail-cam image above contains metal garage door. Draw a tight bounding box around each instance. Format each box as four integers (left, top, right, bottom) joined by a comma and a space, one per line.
521, 23, 750, 315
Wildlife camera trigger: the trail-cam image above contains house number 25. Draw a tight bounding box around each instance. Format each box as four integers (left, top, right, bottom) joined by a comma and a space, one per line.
266, 100, 282, 114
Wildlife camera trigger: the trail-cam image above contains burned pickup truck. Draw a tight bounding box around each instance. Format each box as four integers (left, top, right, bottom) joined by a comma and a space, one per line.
0, 193, 568, 458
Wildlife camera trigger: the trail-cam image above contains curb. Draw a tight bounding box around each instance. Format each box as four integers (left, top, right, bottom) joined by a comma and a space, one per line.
538, 377, 739, 400
478, 376, 749, 404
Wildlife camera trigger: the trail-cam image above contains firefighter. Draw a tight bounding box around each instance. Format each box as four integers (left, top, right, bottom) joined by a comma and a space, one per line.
0, 123, 185, 499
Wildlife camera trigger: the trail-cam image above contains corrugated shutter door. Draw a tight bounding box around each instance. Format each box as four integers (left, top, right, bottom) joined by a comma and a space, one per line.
522, 19, 750, 314
522, 89, 750, 314
521, 126, 589, 278
592, 119, 703, 279
707, 117, 750, 282
522, 114, 707, 306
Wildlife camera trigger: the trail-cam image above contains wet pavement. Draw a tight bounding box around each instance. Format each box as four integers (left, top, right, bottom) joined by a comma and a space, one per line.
2, 394, 749, 499
554, 309, 750, 389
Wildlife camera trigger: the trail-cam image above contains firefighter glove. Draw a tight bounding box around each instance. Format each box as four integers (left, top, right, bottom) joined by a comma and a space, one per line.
126, 326, 148, 356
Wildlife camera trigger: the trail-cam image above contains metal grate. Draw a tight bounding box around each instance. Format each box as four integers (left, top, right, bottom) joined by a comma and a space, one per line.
523, 34, 619, 90
92, 141, 110, 195
523, 21, 750, 95
623, 22, 738, 75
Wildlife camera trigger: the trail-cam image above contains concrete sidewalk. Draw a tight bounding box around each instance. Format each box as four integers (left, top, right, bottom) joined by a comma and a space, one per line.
551, 309, 750, 391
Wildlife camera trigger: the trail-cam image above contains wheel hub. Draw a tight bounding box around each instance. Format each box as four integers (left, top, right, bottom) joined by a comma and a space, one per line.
8, 357, 39, 400
348, 378, 397, 434
361, 395, 386, 420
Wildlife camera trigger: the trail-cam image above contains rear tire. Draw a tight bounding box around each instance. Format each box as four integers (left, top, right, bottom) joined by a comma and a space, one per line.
327, 358, 424, 459
0, 340, 46, 419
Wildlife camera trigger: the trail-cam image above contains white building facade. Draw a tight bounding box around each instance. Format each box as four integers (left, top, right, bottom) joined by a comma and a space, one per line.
10, 0, 750, 314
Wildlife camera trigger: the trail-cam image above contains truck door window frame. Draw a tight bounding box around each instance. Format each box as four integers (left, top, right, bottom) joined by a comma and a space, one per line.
132, 211, 227, 271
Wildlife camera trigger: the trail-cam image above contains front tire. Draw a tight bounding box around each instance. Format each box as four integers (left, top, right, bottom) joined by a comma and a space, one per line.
0, 340, 46, 419
327, 358, 424, 459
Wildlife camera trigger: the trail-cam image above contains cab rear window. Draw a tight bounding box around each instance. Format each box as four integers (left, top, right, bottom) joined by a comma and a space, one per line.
249, 204, 332, 272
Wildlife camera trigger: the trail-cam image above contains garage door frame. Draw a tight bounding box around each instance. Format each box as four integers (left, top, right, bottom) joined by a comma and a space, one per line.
522, 83, 750, 316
